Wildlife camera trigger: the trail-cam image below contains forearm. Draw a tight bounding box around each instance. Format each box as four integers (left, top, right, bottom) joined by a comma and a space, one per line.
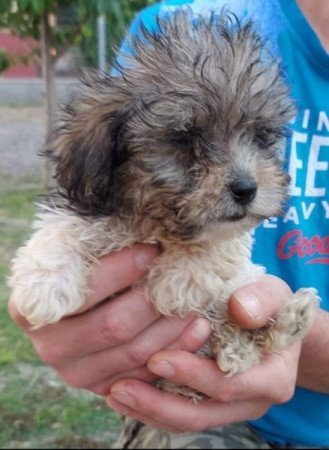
297, 309, 329, 393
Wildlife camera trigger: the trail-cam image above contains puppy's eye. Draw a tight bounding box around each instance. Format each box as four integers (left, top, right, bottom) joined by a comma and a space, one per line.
253, 126, 286, 149
170, 130, 195, 148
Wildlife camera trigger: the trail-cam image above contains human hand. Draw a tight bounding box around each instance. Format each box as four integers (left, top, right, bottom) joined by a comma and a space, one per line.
8, 244, 210, 396
106, 275, 302, 433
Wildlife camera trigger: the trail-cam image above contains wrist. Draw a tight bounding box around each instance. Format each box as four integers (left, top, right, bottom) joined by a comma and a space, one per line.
297, 309, 329, 393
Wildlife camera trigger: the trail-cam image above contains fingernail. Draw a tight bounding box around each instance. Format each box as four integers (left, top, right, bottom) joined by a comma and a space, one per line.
148, 360, 175, 378
111, 390, 135, 408
191, 317, 211, 341
133, 245, 159, 271
234, 292, 262, 320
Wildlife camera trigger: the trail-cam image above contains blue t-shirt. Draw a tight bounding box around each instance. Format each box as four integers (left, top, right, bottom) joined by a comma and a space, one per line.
117, 0, 329, 446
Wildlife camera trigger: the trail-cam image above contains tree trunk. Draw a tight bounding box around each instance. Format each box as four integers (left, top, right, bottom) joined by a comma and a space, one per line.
41, 8, 57, 192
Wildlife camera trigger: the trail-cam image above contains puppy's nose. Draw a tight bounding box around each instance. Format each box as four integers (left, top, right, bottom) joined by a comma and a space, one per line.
230, 177, 257, 205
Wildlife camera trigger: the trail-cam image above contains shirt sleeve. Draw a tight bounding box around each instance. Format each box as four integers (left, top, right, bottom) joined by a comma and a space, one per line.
111, 3, 163, 76
111, 0, 269, 76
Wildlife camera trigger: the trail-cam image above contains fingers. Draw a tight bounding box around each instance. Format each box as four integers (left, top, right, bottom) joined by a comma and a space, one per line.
168, 317, 211, 353
105, 335, 301, 432
146, 345, 301, 404
55, 316, 210, 393
106, 379, 268, 432
229, 274, 293, 330
89, 367, 157, 396
107, 390, 185, 433
30, 290, 158, 363
54, 314, 197, 389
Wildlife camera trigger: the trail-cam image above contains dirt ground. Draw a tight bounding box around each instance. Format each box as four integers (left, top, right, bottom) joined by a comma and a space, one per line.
0, 106, 46, 179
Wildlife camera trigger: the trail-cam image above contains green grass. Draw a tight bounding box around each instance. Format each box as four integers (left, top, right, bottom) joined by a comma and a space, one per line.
0, 179, 121, 449
0, 187, 41, 219
0, 181, 38, 365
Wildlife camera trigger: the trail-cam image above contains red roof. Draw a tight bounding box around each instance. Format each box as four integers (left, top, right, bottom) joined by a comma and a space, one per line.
0, 30, 40, 78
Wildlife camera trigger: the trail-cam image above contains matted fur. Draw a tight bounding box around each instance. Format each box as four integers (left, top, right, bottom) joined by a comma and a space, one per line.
9, 10, 318, 399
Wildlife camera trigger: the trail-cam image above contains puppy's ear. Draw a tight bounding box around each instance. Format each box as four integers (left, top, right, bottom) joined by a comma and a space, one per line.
46, 72, 131, 216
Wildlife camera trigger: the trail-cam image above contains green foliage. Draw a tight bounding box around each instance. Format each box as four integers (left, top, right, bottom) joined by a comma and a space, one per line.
0, 1, 88, 37
0, 47, 9, 73
78, 0, 157, 69
0, 0, 49, 40
0, 0, 157, 71
0, 181, 42, 365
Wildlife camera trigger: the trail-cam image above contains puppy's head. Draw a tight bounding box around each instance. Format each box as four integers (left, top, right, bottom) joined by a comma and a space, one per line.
47, 10, 295, 241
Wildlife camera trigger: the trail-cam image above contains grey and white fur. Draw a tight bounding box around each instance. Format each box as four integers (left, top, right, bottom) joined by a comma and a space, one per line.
9, 10, 319, 400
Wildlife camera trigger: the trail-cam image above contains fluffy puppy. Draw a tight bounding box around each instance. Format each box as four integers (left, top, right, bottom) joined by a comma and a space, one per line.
9, 10, 318, 397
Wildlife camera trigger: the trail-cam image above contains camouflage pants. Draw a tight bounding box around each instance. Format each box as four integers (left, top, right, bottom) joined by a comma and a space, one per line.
115, 418, 283, 449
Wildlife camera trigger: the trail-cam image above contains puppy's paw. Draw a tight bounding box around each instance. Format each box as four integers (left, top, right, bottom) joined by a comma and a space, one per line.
9, 242, 92, 328
211, 324, 262, 375
210, 287, 319, 375
268, 287, 320, 350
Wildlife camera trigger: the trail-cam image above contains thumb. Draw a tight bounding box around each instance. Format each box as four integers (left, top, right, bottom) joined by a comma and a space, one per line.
228, 275, 293, 330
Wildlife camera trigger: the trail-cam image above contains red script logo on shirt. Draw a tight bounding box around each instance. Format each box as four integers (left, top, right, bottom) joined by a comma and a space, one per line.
277, 230, 329, 265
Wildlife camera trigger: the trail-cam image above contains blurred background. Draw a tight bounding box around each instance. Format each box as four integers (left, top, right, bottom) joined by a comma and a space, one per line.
0, 1, 155, 448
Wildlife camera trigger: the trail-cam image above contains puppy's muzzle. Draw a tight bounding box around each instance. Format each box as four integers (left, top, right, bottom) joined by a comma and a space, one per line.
230, 176, 257, 206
